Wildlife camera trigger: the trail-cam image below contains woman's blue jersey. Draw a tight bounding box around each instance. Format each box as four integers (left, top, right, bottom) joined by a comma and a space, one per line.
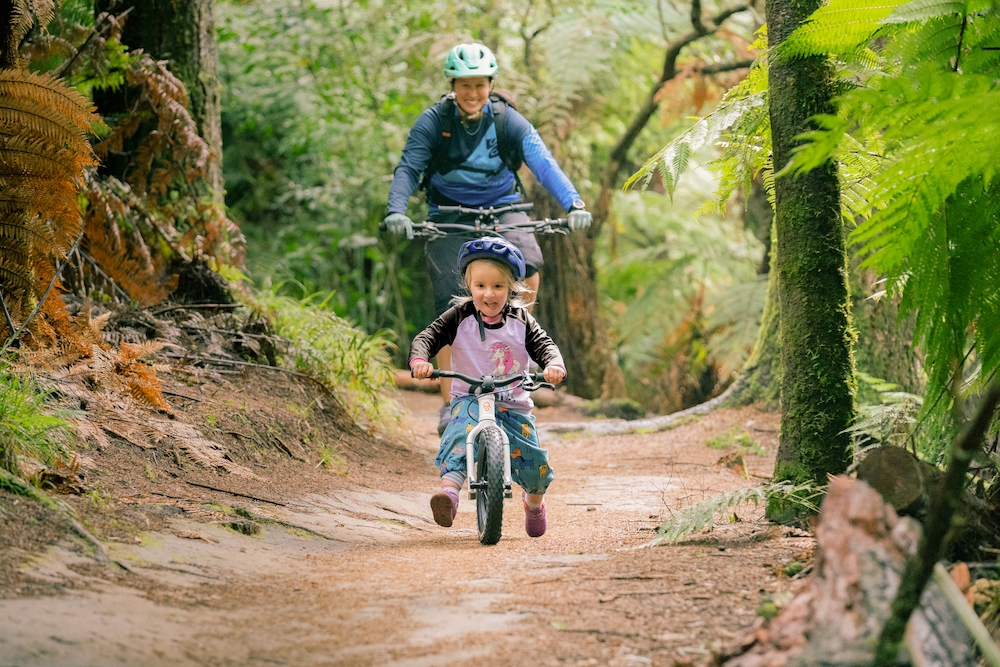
387, 101, 580, 215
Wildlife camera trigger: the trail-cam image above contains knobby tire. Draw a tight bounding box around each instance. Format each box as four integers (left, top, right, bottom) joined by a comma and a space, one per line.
476, 427, 505, 545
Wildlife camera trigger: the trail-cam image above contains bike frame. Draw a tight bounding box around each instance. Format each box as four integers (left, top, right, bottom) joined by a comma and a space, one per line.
465, 392, 513, 501
427, 369, 551, 501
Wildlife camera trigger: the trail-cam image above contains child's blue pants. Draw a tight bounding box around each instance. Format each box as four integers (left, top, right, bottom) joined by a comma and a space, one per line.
435, 396, 554, 496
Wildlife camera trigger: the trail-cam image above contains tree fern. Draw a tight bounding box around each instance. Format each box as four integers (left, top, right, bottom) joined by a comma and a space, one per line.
781, 1, 1000, 439
651, 480, 824, 545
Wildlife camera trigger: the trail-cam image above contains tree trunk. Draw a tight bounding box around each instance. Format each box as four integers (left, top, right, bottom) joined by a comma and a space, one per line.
529, 186, 626, 399
0, 0, 19, 69
766, 0, 855, 514
727, 219, 782, 409
94, 0, 223, 198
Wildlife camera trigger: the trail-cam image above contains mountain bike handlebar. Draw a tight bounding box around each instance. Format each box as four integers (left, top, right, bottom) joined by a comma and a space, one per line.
423, 369, 556, 393
379, 202, 569, 239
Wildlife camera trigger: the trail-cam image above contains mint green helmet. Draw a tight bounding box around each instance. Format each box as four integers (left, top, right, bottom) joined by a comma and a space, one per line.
444, 43, 498, 79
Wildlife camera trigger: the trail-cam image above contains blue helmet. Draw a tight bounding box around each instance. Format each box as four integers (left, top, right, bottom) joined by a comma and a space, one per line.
458, 237, 526, 280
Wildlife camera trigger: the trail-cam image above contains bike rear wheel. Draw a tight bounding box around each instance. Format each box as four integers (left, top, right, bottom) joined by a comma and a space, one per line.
475, 427, 505, 545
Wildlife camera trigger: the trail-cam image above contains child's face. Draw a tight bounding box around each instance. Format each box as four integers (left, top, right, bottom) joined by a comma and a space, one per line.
467, 261, 509, 318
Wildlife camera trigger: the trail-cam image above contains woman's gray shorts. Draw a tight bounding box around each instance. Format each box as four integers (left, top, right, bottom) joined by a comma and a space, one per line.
425, 209, 544, 316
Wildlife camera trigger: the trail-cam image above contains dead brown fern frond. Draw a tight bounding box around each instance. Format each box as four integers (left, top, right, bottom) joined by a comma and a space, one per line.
0, 69, 99, 344
82, 173, 174, 306
88, 52, 244, 269
84, 341, 170, 411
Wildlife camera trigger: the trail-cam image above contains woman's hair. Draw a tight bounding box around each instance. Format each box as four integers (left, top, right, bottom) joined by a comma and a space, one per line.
451, 257, 535, 309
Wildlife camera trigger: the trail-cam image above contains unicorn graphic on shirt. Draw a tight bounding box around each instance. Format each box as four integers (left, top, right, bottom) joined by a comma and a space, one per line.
490, 342, 521, 377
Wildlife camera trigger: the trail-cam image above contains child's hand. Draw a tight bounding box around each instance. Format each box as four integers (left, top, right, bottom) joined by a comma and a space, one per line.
543, 365, 565, 385
411, 361, 435, 379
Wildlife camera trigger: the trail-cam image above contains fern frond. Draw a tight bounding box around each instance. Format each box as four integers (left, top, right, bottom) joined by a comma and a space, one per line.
0, 71, 98, 135
884, 0, 979, 23
28, 0, 57, 31
625, 91, 766, 197
779, 0, 908, 60
10, 0, 34, 43
651, 481, 825, 545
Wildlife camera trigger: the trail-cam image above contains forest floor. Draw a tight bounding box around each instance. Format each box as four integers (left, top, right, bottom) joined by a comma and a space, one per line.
0, 366, 814, 667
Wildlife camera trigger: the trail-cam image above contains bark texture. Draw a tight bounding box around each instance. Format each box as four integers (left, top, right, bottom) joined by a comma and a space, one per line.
94, 0, 223, 197
0, 0, 19, 69
529, 186, 626, 399
850, 260, 921, 396
765, 0, 855, 503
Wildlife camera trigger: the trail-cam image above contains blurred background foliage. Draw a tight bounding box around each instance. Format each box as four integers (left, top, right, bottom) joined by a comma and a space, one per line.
217, 0, 766, 413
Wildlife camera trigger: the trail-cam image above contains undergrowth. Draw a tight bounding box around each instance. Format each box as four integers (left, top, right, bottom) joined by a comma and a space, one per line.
241, 283, 400, 429
705, 427, 767, 457
652, 480, 824, 545
0, 363, 72, 477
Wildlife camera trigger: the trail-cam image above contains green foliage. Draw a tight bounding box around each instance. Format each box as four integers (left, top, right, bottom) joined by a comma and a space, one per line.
705, 426, 767, 457
0, 365, 71, 476
652, 480, 824, 545
245, 286, 400, 429
783, 0, 1000, 446
846, 371, 923, 454
600, 186, 766, 412
626, 26, 772, 214
582, 397, 645, 421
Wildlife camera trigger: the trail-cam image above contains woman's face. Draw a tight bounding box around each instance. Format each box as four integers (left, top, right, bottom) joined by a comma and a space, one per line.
467, 260, 509, 318
452, 76, 492, 119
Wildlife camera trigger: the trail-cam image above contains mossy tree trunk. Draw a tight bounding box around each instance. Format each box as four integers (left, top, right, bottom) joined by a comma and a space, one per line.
94, 0, 223, 198
765, 0, 855, 513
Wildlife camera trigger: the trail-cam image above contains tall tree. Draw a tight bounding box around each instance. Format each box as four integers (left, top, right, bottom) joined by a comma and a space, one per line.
94, 0, 223, 197
766, 0, 854, 507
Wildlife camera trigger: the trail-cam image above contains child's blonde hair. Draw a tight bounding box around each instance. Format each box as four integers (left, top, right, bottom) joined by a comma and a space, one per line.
452, 257, 535, 309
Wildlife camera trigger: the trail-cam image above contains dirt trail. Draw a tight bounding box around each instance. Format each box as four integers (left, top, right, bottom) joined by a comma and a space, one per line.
0, 389, 812, 667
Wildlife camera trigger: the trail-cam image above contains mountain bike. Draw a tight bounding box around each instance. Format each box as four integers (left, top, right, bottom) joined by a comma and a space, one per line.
381, 202, 571, 239
427, 368, 553, 545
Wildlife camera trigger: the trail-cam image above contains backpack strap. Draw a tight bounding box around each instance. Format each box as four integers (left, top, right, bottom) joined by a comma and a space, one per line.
420, 93, 456, 192
490, 93, 526, 196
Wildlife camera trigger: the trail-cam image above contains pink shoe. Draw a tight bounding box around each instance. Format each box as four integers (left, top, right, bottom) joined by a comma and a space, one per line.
430, 488, 459, 527
523, 492, 547, 538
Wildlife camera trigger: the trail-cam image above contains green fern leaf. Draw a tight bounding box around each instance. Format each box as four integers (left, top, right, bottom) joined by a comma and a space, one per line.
651, 481, 824, 545
884, 0, 985, 23
780, 0, 908, 59
625, 92, 766, 197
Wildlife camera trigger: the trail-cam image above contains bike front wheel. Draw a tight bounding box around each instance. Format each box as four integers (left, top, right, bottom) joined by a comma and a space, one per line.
475, 427, 505, 545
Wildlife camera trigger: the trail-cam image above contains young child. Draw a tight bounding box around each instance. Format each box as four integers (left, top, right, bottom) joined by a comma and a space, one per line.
409, 237, 566, 537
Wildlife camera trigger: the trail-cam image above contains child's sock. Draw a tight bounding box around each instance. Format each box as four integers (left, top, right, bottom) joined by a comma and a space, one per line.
524, 494, 542, 510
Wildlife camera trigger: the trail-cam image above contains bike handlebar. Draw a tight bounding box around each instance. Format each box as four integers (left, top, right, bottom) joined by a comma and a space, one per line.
421, 369, 555, 392
436, 202, 534, 215
379, 202, 570, 238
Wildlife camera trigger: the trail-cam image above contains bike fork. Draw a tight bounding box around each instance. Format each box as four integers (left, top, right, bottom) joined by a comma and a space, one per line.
466, 393, 513, 500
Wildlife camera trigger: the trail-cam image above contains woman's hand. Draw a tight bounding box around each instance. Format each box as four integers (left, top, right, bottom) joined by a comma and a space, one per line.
410, 361, 435, 379
543, 365, 565, 385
